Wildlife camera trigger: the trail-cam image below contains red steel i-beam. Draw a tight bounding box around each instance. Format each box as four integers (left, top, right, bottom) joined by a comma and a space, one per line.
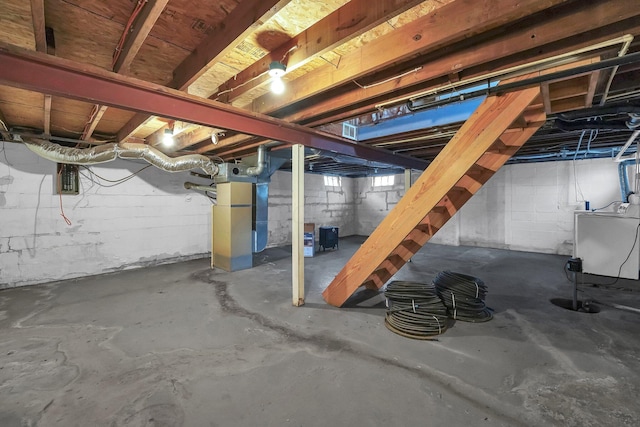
0, 43, 428, 170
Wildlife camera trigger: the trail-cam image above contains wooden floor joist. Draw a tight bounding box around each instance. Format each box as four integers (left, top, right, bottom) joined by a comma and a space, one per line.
322, 87, 546, 307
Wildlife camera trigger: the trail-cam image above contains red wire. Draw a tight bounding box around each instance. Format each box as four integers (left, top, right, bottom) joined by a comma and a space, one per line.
59, 192, 72, 226
112, 0, 146, 68
57, 168, 73, 226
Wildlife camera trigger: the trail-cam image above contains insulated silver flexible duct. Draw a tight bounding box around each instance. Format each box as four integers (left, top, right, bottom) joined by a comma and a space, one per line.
23, 138, 218, 176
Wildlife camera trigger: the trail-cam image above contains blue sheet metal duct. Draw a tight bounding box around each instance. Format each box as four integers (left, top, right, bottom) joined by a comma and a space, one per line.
619, 159, 636, 202
357, 97, 485, 141
355, 82, 498, 141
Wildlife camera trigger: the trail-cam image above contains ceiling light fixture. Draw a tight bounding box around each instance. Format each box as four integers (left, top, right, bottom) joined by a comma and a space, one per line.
268, 61, 286, 95
163, 128, 174, 147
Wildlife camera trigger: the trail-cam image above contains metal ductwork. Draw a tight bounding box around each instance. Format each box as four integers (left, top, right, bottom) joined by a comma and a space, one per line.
184, 182, 217, 204
23, 138, 219, 176
557, 105, 640, 122
184, 182, 217, 194
627, 113, 640, 130
555, 106, 640, 132
246, 145, 266, 176
309, 148, 407, 171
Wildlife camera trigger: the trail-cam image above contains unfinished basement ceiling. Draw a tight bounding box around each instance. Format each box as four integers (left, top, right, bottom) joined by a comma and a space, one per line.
1, 0, 640, 176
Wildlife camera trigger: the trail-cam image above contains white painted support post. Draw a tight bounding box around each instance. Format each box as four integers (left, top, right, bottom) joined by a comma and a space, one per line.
404, 169, 412, 192
292, 144, 305, 306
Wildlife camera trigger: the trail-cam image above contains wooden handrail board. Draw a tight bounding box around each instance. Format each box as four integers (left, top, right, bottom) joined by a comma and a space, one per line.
322, 87, 544, 307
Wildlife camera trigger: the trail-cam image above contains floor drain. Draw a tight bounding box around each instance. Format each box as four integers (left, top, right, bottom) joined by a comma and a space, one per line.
550, 298, 600, 313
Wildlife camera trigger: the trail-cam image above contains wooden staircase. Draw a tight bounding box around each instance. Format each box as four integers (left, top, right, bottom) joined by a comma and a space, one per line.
323, 86, 546, 307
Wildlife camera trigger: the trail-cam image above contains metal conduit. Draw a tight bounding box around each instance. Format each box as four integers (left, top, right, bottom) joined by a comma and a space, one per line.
184, 182, 217, 194
408, 51, 640, 112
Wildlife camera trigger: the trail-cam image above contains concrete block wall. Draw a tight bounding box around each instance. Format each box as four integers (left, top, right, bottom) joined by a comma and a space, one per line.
354, 173, 461, 246
454, 158, 622, 254
0, 143, 212, 288
2, 140, 629, 288
354, 175, 404, 235
352, 157, 624, 255
267, 171, 356, 247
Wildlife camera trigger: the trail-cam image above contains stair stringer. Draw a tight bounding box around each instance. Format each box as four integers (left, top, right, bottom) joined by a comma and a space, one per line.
323, 88, 545, 307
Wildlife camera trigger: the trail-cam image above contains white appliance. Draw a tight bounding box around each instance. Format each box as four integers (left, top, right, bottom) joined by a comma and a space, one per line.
574, 203, 640, 280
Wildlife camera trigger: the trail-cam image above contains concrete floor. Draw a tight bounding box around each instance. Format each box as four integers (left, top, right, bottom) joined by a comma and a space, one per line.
1, 236, 640, 427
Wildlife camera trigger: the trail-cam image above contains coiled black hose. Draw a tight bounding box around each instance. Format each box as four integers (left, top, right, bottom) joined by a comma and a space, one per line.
433, 271, 493, 322
384, 281, 449, 339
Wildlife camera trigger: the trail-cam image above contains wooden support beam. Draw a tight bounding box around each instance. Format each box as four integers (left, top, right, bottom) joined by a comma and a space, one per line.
30, 0, 46, 52
117, 0, 291, 141
113, 0, 169, 74
171, 0, 291, 91
214, 0, 425, 103
586, 70, 600, 108
0, 42, 428, 170
250, 0, 569, 115
80, 104, 108, 141
172, 126, 218, 151
194, 133, 255, 154
85, 1, 168, 142
322, 87, 542, 307
176, 1, 635, 154
30, 0, 52, 137
145, 122, 209, 150
278, 1, 640, 126
117, 112, 154, 142
292, 144, 305, 307
43, 95, 52, 136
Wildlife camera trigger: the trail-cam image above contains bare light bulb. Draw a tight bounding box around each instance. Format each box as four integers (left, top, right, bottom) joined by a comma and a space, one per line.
163, 128, 174, 147
271, 76, 285, 95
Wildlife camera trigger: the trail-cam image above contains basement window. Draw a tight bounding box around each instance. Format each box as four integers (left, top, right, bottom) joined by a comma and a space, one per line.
56, 163, 79, 195
324, 175, 341, 187
372, 175, 395, 187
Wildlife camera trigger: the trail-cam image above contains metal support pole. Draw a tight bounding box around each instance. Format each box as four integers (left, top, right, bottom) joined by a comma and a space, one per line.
292, 144, 305, 306
572, 272, 579, 311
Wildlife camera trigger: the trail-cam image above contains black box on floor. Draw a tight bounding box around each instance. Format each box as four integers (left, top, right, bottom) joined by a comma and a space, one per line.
319, 226, 339, 251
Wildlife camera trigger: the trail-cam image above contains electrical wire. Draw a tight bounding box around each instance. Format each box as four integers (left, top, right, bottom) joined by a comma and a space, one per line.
58, 192, 72, 225
384, 281, 449, 340
214, 71, 268, 100
57, 168, 72, 226
570, 273, 640, 315
353, 67, 423, 90
433, 271, 493, 322
112, 0, 146, 68
573, 130, 587, 203
590, 200, 622, 212
216, 45, 298, 101
567, 222, 640, 287
79, 164, 151, 187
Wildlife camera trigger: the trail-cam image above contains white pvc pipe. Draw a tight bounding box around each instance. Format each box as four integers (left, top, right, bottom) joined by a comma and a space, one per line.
614, 130, 640, 162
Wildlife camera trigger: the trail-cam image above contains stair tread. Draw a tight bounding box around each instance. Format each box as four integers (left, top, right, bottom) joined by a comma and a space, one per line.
322, 86, 545, 307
